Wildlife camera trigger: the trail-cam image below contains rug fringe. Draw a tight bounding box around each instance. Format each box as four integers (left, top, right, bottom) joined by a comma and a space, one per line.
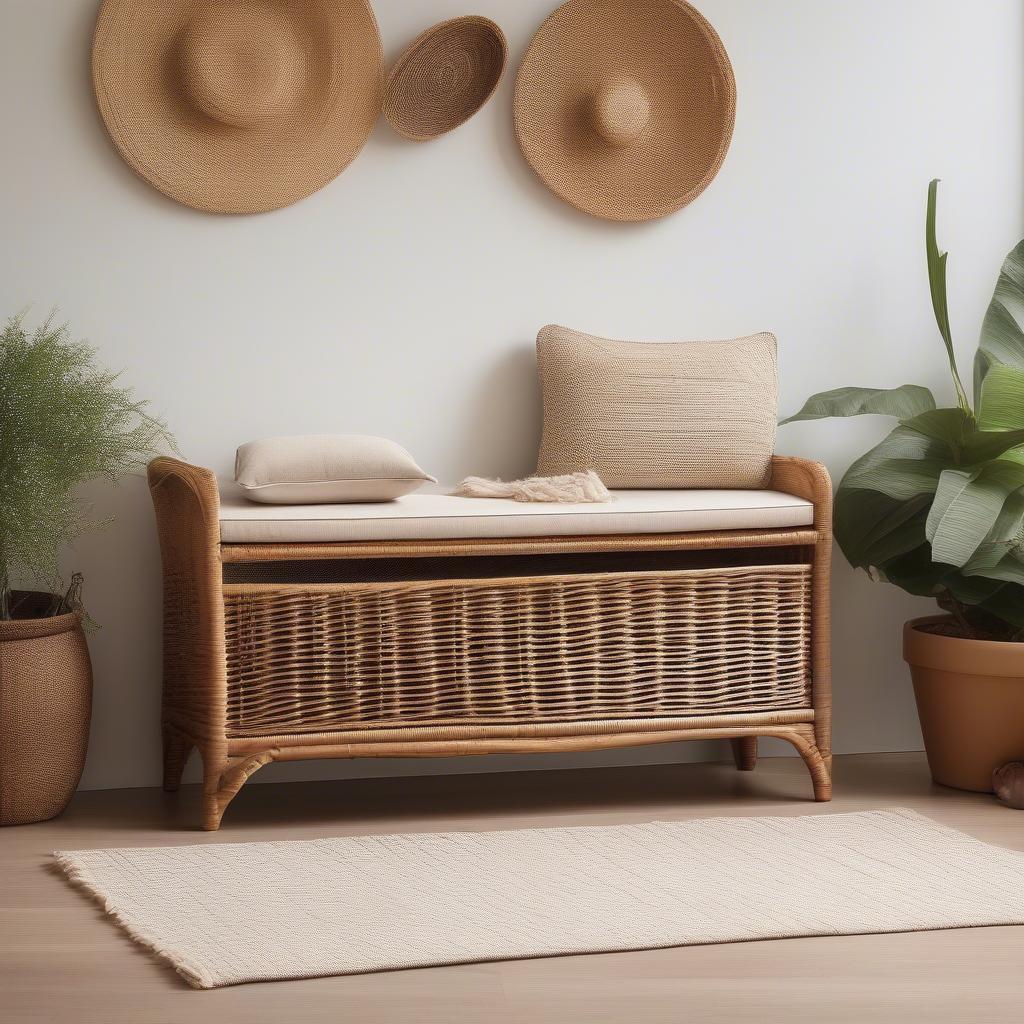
52, 851, 214, 990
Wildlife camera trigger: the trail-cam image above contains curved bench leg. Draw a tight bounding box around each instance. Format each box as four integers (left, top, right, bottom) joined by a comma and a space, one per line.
783, 729, 832, 802
202, 750, 276, 831
730, 737, 758, 772
162, 725, 193, 793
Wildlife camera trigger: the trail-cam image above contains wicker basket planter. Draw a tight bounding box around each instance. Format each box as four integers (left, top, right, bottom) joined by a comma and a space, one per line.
0, 593, 92, 826
149, 457, 833, 830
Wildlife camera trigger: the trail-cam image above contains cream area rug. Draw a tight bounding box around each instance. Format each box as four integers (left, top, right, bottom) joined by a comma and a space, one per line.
55, 808, 1024, 989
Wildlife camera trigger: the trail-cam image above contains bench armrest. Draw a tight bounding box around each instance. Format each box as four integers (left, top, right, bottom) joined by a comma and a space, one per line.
768, 456, 832, 537
147, 457, 226, 742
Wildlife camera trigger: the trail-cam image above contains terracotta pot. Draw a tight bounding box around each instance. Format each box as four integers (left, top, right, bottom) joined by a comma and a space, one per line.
0, 592, 92, 825
904, 615, 1024, 792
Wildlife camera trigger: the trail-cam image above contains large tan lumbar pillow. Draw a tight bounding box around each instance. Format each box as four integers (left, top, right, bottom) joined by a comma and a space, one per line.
536, 326, 777, 488
235, 435, 435, 504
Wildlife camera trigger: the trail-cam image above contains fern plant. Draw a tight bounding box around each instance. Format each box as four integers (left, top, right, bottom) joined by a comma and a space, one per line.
0, 313, 174, 620
782, 181, 1024, 639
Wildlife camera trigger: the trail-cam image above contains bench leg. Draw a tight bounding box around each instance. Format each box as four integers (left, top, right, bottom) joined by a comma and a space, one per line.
782, 727, 832, 802
162, 725, 193, 793
730, 737, 758, 772
201, 750, 276, 831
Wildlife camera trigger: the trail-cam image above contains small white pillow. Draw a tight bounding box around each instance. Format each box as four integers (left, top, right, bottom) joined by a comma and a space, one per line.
235, 434, 435, 504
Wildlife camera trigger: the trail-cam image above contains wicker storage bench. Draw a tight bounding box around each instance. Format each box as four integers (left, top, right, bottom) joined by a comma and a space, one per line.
148, 457, 832, 829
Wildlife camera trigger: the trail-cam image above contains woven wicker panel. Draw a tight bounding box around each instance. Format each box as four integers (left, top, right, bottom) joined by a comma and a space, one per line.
223, 566, 811, 737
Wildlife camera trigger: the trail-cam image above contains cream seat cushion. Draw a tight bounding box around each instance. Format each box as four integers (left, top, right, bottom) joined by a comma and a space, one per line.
218, 486, 813, 543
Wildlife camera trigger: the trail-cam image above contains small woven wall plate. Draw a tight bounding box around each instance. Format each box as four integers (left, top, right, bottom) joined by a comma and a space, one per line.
384, 16, 508, 142
513, 0, 736, 222
91, 0, 384, 214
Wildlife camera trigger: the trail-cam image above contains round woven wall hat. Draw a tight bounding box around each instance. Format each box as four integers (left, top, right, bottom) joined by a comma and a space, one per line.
92, 0, 384, 214
514, 0, 735, 222
384, 16, 507, 142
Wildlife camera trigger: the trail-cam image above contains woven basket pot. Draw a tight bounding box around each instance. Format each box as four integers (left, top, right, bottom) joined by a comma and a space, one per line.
904, 616, 1024, 792
0, 593, 92, 826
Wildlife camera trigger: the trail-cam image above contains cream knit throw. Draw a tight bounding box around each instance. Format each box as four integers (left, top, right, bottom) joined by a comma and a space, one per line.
455, 470, 610, 503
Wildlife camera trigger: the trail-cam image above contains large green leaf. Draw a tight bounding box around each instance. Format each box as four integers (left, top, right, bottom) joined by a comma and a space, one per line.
839, 425, 949, 500
927, 452, 1024, 566
876, 543, 952, 597
833, 488, 930, 569
981, 485, 1024, 543
895, 408, 1024, 467
961, 491, 1024, 583
977, 364, 1024, 431
972, 584, 1024, 628
945, 573, 1008, 603
779, 385, 935, 424
926, 179, 971, 413
925, 468, 972, 545
975, 239, 1024, 403
959, 427, 1024, 466
900, 407, 970, 450
963, 545, 1024, 586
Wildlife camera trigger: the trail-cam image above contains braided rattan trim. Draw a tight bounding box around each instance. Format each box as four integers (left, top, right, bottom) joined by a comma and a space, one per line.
223, 565, 812, 737
219, 529, 819, 563
225, 709, 814, 754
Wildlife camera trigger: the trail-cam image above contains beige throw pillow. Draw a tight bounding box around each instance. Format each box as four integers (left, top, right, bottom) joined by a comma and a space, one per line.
235, 435, 435, 504
536, 325, 777, 488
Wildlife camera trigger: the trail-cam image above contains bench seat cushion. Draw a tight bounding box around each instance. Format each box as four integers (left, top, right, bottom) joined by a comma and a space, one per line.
217, 486, 814, 544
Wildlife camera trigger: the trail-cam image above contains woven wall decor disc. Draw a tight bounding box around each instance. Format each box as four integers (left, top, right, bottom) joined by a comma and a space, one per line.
91, 0, 384, 214
513, 0, 736, 222
384, 16, 508, 142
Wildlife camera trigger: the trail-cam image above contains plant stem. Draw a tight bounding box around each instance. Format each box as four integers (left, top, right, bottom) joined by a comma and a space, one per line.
947, 353, 973, 419
926, 179, 974, 418
942, 589, 975, 638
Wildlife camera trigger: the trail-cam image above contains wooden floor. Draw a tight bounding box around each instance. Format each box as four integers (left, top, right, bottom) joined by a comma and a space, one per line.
3, 751, 1024, 1023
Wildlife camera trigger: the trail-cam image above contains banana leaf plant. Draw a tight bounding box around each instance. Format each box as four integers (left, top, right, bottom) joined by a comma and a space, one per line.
782, 180, 1024, 639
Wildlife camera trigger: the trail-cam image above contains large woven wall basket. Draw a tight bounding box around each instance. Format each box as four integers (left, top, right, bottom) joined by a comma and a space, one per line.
91, 0, 384, 214
513, 0, 736, 222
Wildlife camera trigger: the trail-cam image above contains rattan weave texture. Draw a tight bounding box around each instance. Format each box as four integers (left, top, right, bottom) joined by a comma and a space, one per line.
385, 16, 507, 142
513, 0, 736, 221
0, 603, 92, 826
148, 456, 832, 829
222, 566, 811, 737
92, 0, 383, 213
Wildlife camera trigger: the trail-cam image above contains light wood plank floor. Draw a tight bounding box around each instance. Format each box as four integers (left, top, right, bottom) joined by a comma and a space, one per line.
3, 751, 1024, 1023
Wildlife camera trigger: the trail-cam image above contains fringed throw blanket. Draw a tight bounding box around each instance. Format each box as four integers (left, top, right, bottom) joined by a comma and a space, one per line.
455, 470, 610, 503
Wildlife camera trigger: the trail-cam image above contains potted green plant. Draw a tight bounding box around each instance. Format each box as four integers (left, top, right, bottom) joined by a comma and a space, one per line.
782, 180, 1024, 792
0, 313, 173, 825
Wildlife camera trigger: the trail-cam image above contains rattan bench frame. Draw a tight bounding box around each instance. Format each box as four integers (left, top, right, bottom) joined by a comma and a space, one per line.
148, 456, 832, 830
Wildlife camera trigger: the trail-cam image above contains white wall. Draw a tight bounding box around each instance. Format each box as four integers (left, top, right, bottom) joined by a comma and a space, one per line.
2, 0, 1022, 791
